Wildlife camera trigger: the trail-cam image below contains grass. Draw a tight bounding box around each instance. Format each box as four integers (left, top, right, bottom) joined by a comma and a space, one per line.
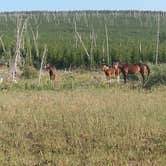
0, 70, 166, 165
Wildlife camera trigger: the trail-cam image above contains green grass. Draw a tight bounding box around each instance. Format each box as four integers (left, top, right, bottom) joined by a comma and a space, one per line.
0, 68, 166, 165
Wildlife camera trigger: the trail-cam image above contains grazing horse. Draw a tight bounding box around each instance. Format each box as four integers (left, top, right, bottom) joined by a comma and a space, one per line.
44, 63, 57, 80
113, 62, 150, 85
102, 65, 120, 84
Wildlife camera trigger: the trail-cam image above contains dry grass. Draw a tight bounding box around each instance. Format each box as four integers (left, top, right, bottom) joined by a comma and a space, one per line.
0, 85, 166, 165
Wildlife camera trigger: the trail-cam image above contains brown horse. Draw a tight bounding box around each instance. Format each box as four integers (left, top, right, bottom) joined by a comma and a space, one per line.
44, 63, 57, 80
102, 65, 120, 83
113, 62, 150, 85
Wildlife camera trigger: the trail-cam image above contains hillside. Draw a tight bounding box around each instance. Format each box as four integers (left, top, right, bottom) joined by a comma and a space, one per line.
0, 10, 166, 68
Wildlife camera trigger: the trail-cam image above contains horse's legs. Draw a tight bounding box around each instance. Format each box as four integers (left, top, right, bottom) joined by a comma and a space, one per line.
117, 75, 120, 83
106, 75, 109, 81
108, 77, 112, 86
124, 75, 127, 84
123, 72, 127, 84
106, 75, 111, 86
140, 72, 145, 86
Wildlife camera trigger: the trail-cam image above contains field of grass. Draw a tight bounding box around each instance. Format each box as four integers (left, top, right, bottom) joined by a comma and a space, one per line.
0, 66, 166, 165
0, 10, 166, 165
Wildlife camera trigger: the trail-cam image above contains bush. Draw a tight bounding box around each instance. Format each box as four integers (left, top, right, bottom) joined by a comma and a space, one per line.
21, 66, 38, 79
145, 64, 166, 88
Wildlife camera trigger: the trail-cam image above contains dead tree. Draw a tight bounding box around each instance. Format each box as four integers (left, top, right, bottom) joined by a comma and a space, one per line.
155, 13, 160, 65
10, 15, 28, 82
38, 45, 47, 84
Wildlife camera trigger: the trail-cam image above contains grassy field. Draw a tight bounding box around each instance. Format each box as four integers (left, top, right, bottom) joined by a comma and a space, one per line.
0, 67, 166, 165
0, 10, 166, 165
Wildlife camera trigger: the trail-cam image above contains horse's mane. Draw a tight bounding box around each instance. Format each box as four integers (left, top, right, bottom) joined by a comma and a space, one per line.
47, 63, 56, 69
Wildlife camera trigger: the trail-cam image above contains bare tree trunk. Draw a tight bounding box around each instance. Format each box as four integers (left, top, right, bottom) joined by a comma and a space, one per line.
75, 31, 90, 57
102, 40, 105, 63
105, 24, 109, 65
155, 13, 160, 65
10, 16, 28, 82
90, 32, 94, 68
0, 35, 6, 54
11, 16, 22, 82
139, 41, 142, 54
31, 25, 39, 58
38, 45, 47, 84
74, 20, 78, 48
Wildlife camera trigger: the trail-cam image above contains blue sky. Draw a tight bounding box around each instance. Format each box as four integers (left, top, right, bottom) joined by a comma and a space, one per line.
0, 0, 165, 12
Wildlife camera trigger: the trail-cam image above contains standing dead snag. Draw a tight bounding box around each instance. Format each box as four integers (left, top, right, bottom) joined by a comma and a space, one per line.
155, 13, 160, 65
31, 25, 39, 58
105, 24, 109, 65
74, 21, 90, 58
10, 15, 28, 82
75, 31, 90, 58
38, 45, 47, 84
0, 35, 6, 55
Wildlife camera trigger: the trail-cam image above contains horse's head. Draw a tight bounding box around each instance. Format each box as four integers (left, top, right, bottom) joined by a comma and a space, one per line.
44, 63, 51, 70
102, 65, 109, 71
113, 62, 120, 70
44, 63, 57, 80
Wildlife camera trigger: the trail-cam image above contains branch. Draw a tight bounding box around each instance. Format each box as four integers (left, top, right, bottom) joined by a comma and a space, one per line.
75, 31, 90, 57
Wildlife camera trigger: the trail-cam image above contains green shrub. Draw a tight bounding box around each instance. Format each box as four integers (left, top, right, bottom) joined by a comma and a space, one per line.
145, 64, 166, 88
21, 66, 38, 79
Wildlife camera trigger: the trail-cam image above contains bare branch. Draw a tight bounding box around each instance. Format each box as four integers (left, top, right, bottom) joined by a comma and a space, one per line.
75, 31, 90, 57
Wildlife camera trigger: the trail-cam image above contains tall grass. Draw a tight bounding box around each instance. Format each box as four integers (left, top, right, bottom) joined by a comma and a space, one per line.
0, 87, 166, 165
0, 64, 166, 165
1, 64, 165, 92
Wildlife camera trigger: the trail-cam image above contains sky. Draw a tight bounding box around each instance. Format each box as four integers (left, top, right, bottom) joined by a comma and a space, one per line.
0, 0, 165, 12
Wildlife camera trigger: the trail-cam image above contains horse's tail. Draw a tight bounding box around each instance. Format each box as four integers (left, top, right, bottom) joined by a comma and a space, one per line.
138, 63, 150, 77
145, 64, 150, 78
143, 64, 150, 87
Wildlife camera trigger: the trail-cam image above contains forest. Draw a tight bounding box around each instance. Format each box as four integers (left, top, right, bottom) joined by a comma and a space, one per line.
0, 10, 166, 69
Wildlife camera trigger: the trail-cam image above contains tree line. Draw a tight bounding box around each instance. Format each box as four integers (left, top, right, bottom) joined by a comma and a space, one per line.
0, 10, 166, 69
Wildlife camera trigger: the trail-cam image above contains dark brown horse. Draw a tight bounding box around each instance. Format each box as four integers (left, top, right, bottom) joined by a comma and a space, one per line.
44, 63, 57, 80
102, 65, 120, 83
113, 62, 150, 85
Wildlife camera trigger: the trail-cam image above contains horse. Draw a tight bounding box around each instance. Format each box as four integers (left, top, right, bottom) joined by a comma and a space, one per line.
113, 62, 150, 85
102, 65, 120, 84
44, 63, 57, 80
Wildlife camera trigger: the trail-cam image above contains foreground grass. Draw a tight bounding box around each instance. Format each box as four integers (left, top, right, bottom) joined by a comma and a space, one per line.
0, 86, 166, 165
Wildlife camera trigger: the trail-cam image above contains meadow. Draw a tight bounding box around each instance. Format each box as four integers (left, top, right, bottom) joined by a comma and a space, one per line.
0, 64, 166, 165
0, 10, 166, 165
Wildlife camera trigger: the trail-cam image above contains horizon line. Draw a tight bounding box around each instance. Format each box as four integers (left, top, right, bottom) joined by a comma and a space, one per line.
0, 9, 166, 13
